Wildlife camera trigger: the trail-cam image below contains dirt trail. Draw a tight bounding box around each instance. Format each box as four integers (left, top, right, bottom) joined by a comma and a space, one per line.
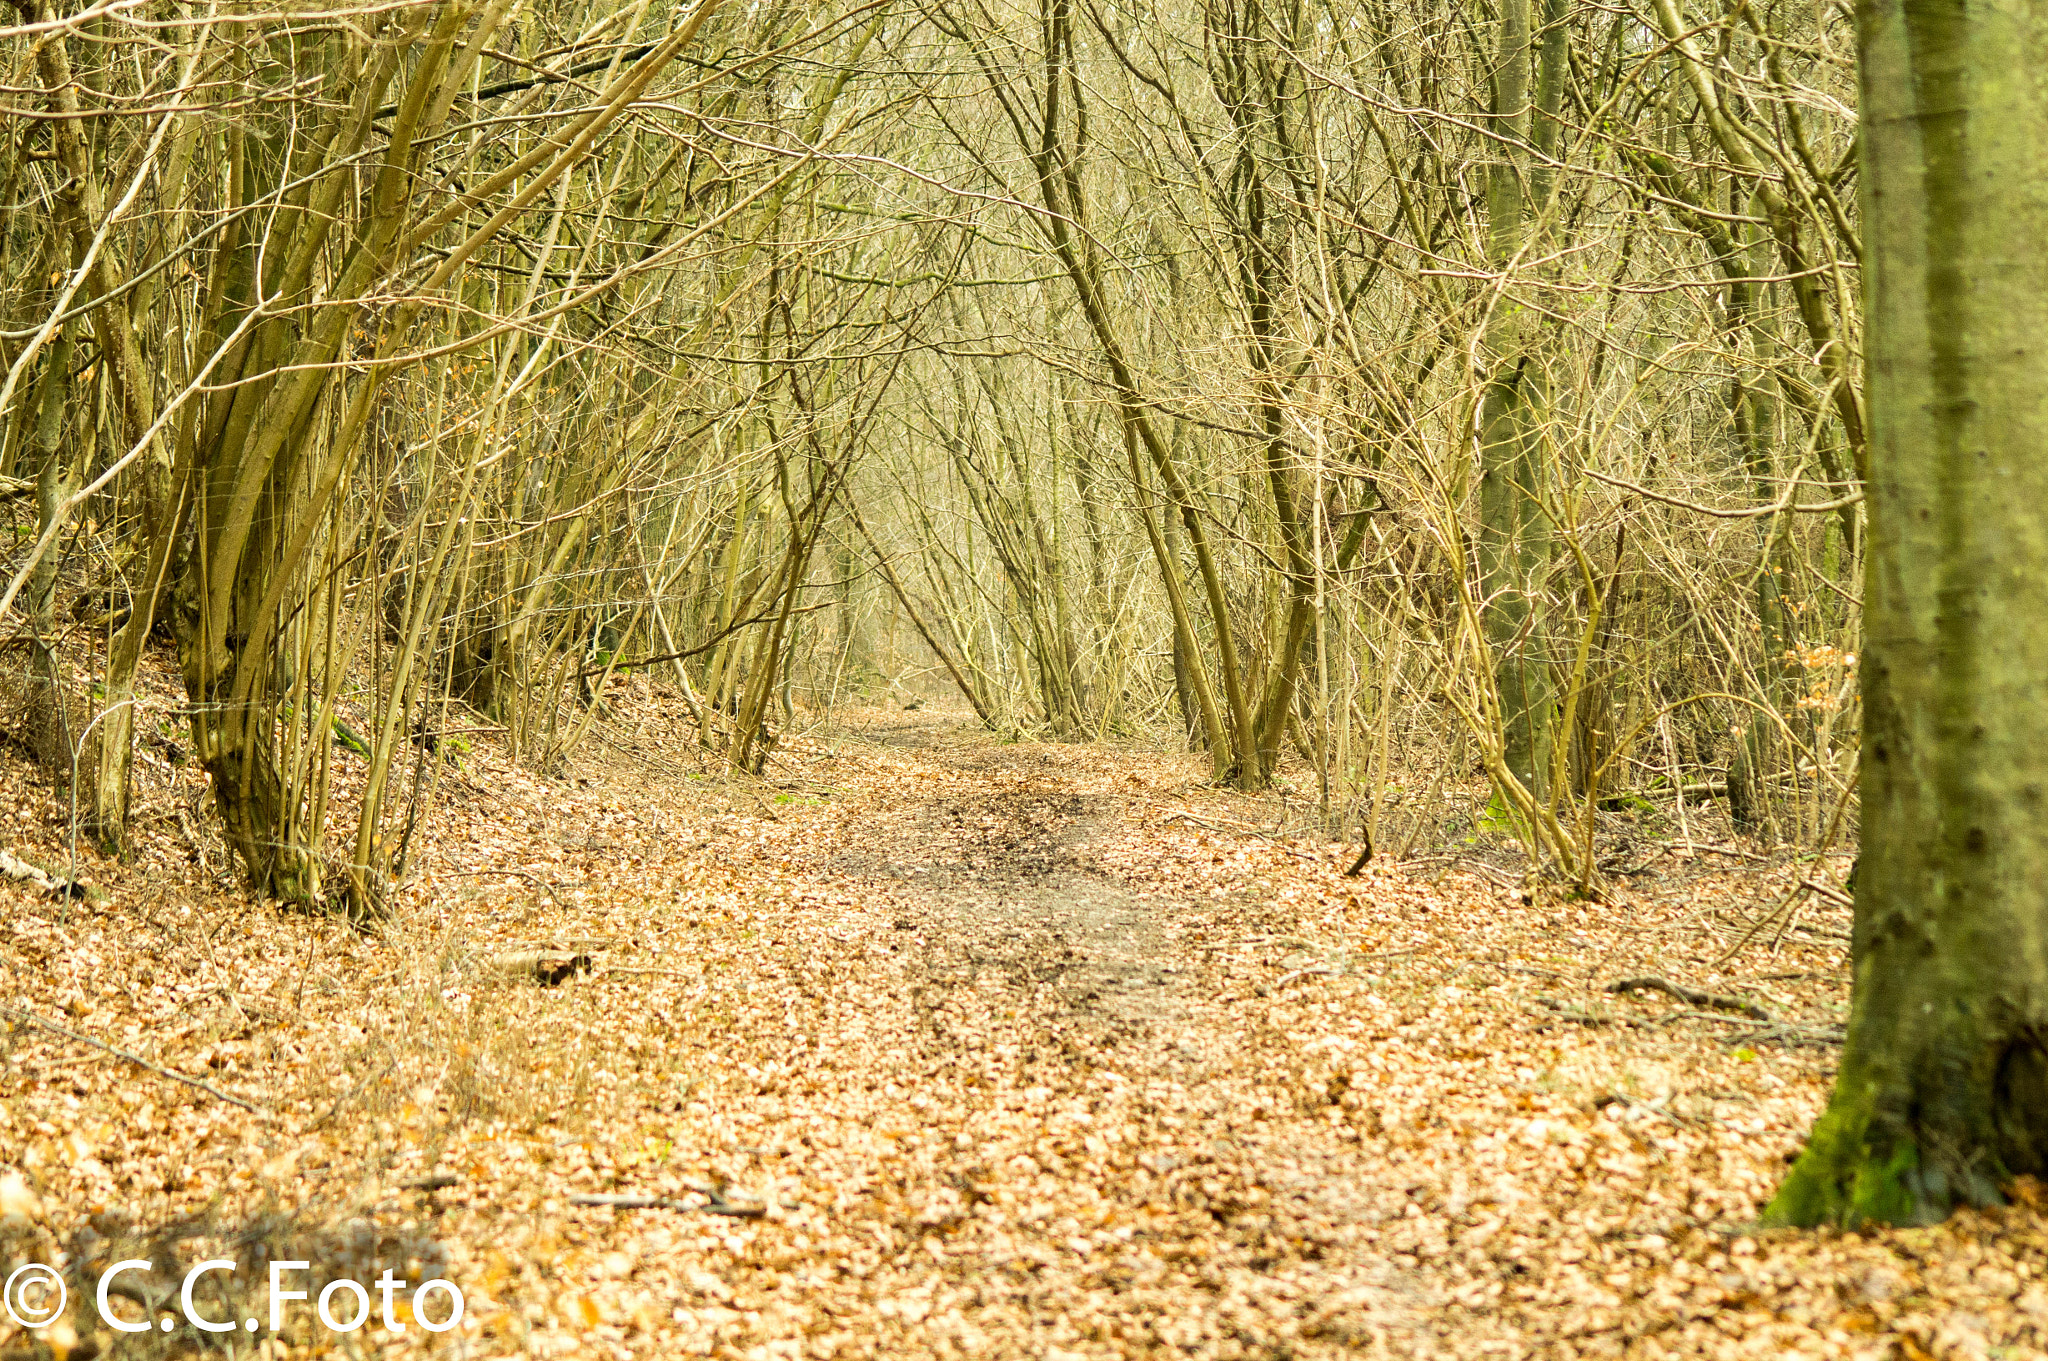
853, 747, 1180, 1018
767, 725, 1431, 1356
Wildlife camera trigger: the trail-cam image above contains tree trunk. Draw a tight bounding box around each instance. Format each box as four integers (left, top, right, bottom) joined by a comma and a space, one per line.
1130, 416, 1230, 766
1020, 0, 1257, 779
26, 2, 181, 845
1767, 0, 2048, 1226
1477, 0, 1560, 803
1726, 203, 1794, 838
1157, 472, 1208, 752
23, 320, 78, 772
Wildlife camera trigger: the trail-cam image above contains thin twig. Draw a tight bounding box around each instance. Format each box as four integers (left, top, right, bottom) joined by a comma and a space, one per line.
1163, 810, 1274, 839
1717, 771, 1861, 966
1605, 976, 1774, 1023
1798, 877, 1853, 907
570, 1192, 766, 1218
1656, 1007, 1765, 1028
1493, 961, 1565, 980
1726, 1022, 1845, 1049
1583, 467, 1863, 519
1, 1005, 268, 1114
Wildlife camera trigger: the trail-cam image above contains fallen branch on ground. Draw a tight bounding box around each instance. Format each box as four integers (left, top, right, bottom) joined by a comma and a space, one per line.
1161, 810, 1286, 840
0, 848, 100, 902
1, 1005, 268, 1114
490, 950, 593, 985
1605, 976, 1773, 1022
570, 1191, 766, 1218
1727, 1022, 1846, 1050
1658, 1007, 1766, 1028
1799, 877, 1854, 907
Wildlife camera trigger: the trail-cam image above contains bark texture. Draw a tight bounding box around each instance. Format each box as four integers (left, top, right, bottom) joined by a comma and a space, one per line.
1478, 0, 1562, 800
1768, 0, 2048, 1226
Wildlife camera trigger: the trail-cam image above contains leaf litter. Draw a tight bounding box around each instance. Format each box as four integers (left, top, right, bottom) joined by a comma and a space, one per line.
1, 686, 2044, 1360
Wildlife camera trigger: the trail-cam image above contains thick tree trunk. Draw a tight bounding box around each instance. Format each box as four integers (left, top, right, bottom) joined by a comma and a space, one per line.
1767, 0, 2048, 1226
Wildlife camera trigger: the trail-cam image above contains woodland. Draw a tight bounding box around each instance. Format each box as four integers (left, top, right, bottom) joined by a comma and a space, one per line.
1, 0, 2047, 1353
0, 0, 1872, 898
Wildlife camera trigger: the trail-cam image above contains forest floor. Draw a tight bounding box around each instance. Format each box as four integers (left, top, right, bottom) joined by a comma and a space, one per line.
3, 680, 2046, 1360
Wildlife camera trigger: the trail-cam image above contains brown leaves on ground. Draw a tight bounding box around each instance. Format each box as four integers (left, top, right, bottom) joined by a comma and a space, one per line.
1, 694, 2044, 1360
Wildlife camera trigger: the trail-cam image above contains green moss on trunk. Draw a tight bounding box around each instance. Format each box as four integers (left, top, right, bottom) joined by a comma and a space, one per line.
1767, 1090, 1923, 1228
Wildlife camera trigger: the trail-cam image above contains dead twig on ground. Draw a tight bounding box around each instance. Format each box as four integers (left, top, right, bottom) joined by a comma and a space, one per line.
1458, 862, 1522, 890
570, 1191, 766, 1218
1163, 810, 1274, 839
1, 1004, 269, 1114
0, 847, 99, 901
1605, 976, 1774, 1022
1799, 877, 1853, 907
1656, 1007, 1767, 1028
1493, 961, 1565, 980
1727, 1022, 1846, 1049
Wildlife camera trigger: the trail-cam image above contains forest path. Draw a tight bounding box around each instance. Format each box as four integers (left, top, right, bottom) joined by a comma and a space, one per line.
735, 719, 1433, 1356
829, 737, 1187, 1025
